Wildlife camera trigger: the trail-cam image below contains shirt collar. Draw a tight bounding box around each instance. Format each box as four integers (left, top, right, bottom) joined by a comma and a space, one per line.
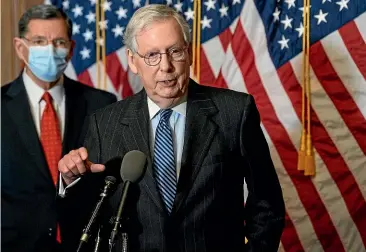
147, 95, 187, 120
23, 70, 65, 107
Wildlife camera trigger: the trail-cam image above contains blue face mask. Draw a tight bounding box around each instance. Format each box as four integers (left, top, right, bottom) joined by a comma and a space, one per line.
24, 44, 69, 82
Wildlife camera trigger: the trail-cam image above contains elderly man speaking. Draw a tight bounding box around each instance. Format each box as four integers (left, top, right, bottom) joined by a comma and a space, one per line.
58, 4, 285, 252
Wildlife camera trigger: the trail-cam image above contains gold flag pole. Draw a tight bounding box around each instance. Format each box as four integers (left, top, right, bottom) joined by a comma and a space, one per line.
101, 0, 107, 91
196, 0, 201, 83
304, 0, 315, 176
192, 0, 197, 81
95, 0, 101, 89
297, 0, 307, 171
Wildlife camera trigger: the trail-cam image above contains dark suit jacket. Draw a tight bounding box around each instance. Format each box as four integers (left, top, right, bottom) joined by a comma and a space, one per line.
65, 80, 285, 252
1, 73, 117, 252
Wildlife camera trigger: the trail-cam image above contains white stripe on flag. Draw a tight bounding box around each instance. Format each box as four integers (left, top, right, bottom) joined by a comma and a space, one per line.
202, 37, 226, 78
240, 0, 302, 148
115, 47, 143, 95
116, 46, 128, 70
291, 55, 366, 200
87, 63, 120, 98
321, 31, 366, 118
262, 126, 323, 252
354, 12, 366, 43
312, 146, 364, 252
230, 17, 239, 34
64, 62, 78, 80
221, 45, 247, 93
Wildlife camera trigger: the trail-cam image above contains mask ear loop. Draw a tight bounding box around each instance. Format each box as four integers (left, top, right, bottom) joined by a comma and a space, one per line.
19, 39, 31, 70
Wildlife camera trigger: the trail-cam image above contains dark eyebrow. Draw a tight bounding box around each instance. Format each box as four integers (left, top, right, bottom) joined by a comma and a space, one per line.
28, 35, 47, 40
53, 37, 69, 41
27, 36, 68, 41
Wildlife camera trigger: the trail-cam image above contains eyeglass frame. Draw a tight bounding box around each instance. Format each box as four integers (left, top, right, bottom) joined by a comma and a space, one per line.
134, 45, 189, 66
21, 36, 72, 48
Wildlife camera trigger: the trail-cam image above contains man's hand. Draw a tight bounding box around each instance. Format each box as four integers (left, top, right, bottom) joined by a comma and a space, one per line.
58, 147, 105, 185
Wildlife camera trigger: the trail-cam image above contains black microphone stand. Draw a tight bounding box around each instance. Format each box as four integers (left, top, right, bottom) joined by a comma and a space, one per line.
93, 226, 102, 252
108, 181, 131, 252
77, 177, 116, 252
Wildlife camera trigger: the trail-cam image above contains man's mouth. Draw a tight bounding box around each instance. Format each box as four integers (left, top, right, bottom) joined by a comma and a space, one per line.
158, 78, 177, 86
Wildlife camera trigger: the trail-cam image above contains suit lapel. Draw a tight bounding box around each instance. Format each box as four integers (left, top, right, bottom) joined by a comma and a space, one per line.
173, 81, 218, 214
4, 75, 51, 182
119, 90, 165, 212
62, 77, 87, 154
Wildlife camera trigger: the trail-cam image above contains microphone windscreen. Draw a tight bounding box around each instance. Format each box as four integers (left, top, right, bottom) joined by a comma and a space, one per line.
105, 176, 117, 184
120, 150, 147, 183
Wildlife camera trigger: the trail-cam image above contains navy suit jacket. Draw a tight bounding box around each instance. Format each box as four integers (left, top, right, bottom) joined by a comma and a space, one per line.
65, 80, 285, 252
1, 73, 117, 252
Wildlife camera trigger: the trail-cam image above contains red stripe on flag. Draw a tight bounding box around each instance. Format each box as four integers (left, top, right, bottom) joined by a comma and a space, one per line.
199, 46, 217, 86
218, 28, 232, 52
278, 62, 366, 248
281, 212, 304, 252
214, 71, 229, 89
338, 21, 366, 80
310, 42, 366, 155
106, 53, 133, 99
233, 21, 344, 251
77, 70, 94, 87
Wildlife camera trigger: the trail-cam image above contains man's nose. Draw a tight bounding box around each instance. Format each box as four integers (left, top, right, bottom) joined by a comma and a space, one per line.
159, 53, 174, 72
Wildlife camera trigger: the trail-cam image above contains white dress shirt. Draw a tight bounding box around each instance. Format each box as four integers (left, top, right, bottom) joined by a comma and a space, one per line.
23, 70, 66, 139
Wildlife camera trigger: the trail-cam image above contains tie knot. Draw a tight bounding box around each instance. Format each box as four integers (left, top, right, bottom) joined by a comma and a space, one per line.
160, 109, 173, 123
41, 92, 53, 104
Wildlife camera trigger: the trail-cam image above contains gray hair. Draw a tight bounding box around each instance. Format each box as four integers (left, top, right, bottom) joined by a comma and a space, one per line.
123, 4, 191, 52
18, 4, 73, 39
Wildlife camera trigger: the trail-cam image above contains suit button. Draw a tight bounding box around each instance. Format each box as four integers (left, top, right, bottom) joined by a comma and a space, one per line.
48, 228, 53, 236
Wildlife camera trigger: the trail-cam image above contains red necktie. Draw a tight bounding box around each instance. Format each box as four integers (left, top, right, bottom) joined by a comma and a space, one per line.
40, 92, 62, 243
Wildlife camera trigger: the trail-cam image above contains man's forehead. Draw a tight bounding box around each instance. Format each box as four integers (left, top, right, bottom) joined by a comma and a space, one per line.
26, 18, 68, 37
135, 19, 185, 49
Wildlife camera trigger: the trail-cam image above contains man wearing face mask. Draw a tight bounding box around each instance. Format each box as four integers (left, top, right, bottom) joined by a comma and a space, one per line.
1, 4, 117, 252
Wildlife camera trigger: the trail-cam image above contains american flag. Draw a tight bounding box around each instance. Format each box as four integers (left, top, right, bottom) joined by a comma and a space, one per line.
47, 0, 366, 251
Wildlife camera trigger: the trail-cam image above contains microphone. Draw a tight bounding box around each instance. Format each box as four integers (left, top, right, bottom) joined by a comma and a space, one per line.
109, 150, 147, 251
77, 176, 117, 252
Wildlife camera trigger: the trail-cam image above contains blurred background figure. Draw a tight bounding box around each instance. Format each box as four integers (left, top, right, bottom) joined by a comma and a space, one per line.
1, 4, 116, 252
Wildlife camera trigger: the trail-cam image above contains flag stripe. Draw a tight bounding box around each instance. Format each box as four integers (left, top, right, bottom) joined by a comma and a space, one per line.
322, 30, 366, 118
116, 46, 128, 70
106, 53, 132, 99
240, 0, 301, 141
262, 127, 313, 252
310, 42, 366, 156
86, 63, 117, 96
199, 46, 217, 85
354, 12, 366, 43
338, 21, 366, 81
278, 61, 366, 251
232, 17, 344, 250
77, 70, 93, 87
65, 62, 78, 80
218, 28, 232, 52
291, 54, 366, 202
202, 37, 226, 79
217, 45, 244, 91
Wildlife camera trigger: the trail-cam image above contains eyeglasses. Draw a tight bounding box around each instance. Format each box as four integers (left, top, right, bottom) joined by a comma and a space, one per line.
135, 46, 189, 66
22, 37, 71, 48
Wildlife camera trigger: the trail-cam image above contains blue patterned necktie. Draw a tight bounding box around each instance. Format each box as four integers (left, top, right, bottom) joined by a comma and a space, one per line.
153, 109, 177, 213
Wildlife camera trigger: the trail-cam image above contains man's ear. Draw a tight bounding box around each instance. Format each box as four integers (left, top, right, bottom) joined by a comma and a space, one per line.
126, 48, 138, 74
66, 40, 75, 61
13, 37, 27, 61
